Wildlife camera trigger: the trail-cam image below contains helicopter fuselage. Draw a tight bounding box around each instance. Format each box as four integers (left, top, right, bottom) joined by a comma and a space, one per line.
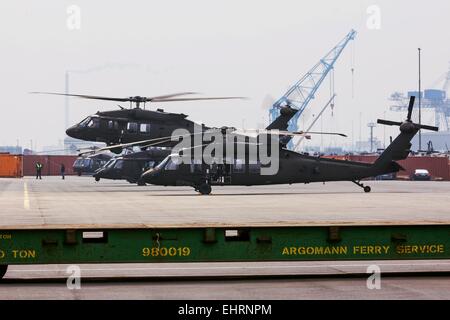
66, 108, 207, 147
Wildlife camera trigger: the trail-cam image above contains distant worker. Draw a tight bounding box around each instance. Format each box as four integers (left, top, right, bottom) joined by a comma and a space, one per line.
60, 163, 66, 180
35, 162, 43, 179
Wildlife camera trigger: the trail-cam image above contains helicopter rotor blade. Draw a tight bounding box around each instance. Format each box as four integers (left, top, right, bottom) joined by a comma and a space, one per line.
95, 129, 224, 153
232, 129, 347, 138
145, 92, 198, 100
407, 96, 415, 122
149, 96, 247, 102
31, 92, 245, 103
30, 92, 131, 102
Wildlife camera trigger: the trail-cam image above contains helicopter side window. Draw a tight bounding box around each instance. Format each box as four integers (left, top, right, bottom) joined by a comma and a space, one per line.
127, 122, 138, 133
140, 123, 151, 133
108, 120, 114, 129
234, 159, 245, 173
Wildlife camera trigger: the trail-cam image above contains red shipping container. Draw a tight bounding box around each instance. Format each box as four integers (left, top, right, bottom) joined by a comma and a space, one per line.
347, 155, 450, 180
0, 154, 23, 177
23, 155, 78, 176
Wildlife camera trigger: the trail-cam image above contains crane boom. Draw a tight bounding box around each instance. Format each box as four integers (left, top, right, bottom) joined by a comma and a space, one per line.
269, 29, 357, 149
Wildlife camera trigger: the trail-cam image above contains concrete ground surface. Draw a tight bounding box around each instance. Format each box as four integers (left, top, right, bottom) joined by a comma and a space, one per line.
0, 177, 449, 299
0, 177, 449, 228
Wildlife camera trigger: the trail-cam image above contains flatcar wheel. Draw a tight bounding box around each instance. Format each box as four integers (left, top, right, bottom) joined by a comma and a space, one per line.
364, 186, 371, 193
0, 265, 8, 279
198, 184, 212, 195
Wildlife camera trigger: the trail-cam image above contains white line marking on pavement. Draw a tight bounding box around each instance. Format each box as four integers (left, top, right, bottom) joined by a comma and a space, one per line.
23, 182, 30, 210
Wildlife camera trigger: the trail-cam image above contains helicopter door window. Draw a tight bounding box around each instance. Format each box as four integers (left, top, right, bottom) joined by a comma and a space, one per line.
108, 120, 114, 129
127, 122, 138, 133
140, 123, 151, 133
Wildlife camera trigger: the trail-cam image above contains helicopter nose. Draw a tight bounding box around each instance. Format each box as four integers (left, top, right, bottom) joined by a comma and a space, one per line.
65, 125, 79, 138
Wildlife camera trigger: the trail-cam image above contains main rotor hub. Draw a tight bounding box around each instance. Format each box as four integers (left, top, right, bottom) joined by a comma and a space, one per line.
400, 121, 416, 134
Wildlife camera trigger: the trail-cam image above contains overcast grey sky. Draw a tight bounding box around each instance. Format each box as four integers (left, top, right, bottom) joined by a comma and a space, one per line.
0, 0, 449, 150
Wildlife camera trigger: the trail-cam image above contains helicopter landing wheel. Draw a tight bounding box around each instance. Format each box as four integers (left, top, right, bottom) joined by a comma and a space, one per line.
352, 180, 371, 193
137, 179, 146, 186
94, 177, 100, 182
0, 265, 8, 279
197, 183, 212, 195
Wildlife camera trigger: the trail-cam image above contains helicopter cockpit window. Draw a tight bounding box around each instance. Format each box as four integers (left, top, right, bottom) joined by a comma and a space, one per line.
127, 122, 138, 133
78, 117, 91, 127
82, 159, 92, 167
165, 156, 180, 171
104, 159, 115, 168
140, 123, 151, 133
114, 160, 124, 169
143, 161, 155, 171
87, 118, 100, 128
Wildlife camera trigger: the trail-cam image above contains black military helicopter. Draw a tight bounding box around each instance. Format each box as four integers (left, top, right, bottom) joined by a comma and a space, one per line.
33, 92, 248, 153
100, 96, 436, 195
93, 148, 171, 185
90, 103, 299, 184
72, 153, 113, 176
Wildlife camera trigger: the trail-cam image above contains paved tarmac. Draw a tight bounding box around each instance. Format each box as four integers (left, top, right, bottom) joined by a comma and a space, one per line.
1, 177, 449, 228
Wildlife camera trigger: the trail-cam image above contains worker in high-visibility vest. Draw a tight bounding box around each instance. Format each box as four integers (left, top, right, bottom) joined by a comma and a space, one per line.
35, 162, 43, 179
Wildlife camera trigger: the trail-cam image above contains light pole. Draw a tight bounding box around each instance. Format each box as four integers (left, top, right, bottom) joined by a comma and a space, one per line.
368, 122, 376, 153
418, 48, 422, 151
383, 111, 386, 149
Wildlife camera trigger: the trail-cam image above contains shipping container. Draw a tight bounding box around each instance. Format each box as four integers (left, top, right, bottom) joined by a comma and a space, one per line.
0, 153, 23, 177
347, 155, 450, 180
23, 155, 78, 176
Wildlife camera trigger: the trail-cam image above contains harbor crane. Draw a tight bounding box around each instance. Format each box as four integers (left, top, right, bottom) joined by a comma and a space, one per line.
269, 29, 357, 150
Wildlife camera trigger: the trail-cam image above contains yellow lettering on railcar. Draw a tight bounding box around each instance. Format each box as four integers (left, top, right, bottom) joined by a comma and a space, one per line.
396, 244, 445, 255
0, 234, 12, 240
142, 246, 191, 257
352, 245, 390, 255
0, 250, 5, 259
281, 246, 348, 256
11, 249, 37, 259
